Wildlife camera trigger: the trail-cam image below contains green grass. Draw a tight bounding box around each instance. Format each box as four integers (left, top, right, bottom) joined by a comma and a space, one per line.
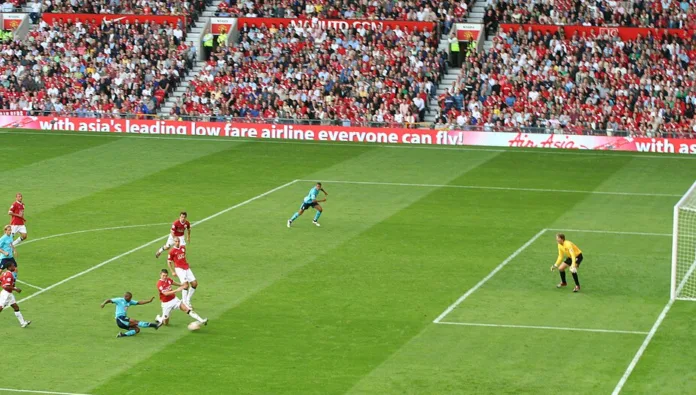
1, 130, 696, 395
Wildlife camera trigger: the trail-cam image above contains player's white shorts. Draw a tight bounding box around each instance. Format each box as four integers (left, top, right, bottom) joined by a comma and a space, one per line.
166, 235, 186, 248
161, 297, 182, 319
0, 290, 16, 308
175, 267, 196, 283
10, 225, 26, 235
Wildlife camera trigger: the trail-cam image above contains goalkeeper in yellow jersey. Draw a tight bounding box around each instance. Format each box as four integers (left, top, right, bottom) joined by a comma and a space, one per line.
550, 233, 584, 292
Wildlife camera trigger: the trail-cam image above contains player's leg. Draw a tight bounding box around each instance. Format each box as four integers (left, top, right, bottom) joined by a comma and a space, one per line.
156, 235, 176, 258
288, 204, 306, 227
557, 260, 570, 287
10, 302, 29, 327
179, 300, 207, 324
11, 226, 27, 246
117, 317, 137, 337
312, 204, 323, 226
571, 255, 583, 292
131, 317, 161, 330
185, 276, 198, 307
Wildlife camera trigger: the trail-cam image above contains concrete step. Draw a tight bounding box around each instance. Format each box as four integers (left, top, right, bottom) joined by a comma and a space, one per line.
468, 17, 483, 23
469, 12, 484, 18
202, 11, 215, 17
472, 6, 486, 12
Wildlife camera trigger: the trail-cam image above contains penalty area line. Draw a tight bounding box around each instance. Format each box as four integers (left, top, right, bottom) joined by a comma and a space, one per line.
0, 388, 93, 395
433, 229, 548, 323
17, 180, 299, 304
16, 280, 44, 291
21, 222, 172, 246
436, 321, 649, 335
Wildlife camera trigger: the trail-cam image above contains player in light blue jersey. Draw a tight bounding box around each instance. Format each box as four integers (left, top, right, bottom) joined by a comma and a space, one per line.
0, 225, 17, 279
288, 182, 328, 228
101, 292, 161, 338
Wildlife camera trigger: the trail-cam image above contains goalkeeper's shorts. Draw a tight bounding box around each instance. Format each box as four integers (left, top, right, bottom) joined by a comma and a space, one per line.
564, 254, 584, 266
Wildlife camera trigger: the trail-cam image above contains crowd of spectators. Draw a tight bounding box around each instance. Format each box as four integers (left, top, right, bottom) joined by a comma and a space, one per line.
485, 0, 696, 29
435, 26, 696, 136
216, 0, 469, 34
0, 17, 196, 117
169, 22, 447, 126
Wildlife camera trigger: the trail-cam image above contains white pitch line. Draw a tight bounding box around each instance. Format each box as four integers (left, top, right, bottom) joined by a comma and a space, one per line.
298, 179, 682, 198
436, 321, 649, 335
0, 388, 92, 395
16, 279, 44, 291
611, 300, 674, 395
547, 228, 672, 237
17, 180, 298, 304
20, 223, 171, 246
2, 130, 695, 160
433, 229, 548, 323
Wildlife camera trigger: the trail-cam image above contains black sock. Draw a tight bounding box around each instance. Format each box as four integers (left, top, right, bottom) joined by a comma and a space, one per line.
560, 271, 567, 284
572, 272, 580, 286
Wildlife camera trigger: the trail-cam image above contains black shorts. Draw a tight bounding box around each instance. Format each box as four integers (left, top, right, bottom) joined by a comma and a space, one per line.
300, 201, 318, 211
564, 253, 583, 266
0, 257, 17, 270
116, 316, 131, 330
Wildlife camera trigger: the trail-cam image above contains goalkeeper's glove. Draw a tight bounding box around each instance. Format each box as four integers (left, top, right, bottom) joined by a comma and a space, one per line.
550, 265, 557, 272
570, 265, 577, 273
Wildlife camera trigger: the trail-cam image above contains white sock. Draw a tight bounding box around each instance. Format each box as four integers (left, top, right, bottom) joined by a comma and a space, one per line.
12, 237, 23, 247
188, 310, 205, 323
187, 287, 196, 305
181, 289, 188, 305
14, 311, 25, 324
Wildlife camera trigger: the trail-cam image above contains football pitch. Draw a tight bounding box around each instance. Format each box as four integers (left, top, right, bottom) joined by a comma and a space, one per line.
2, 130, 696, 395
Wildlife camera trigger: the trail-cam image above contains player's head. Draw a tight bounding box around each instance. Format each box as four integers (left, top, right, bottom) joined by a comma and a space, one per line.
315, 182, 322, 189
179, 212, 187, 222
556, 233, 566, 244
15, 193, 22, 202
3, 225, 10, 235
124, 291, 133, 302
5, 261, 15, 272
160, 269, 169, 280
173, 237, 181, 248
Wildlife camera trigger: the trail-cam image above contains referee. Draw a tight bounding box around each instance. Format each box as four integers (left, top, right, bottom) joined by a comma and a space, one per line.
550, 233, 583, 292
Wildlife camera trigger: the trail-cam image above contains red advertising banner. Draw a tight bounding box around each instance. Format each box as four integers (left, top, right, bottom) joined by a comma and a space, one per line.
499, 24, 696, 40
455, 23, 481, 41
236, 17, 436, 32
41, 13, 186, 27
211, 17, 234, 34
3, 115, 696, 155
3, 14, 25, 31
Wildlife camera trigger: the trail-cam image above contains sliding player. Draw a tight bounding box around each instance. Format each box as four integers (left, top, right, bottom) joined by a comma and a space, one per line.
167, 237, 198, 308
8, 193, 27, 246
156, 212, 191, 258
100, 292, 161, 338
550, 233, 584, 292
0, 225, 17, 278
287, 182, 328, 227
156, 269, 207, 326
0, 261, 30, 327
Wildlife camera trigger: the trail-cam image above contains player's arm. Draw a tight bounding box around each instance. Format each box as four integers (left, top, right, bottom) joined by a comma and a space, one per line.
137, 297, 155, 305
551, 246, 564, 271
320, 187, 328, 196
186, 226, 191, 243
100, 299, 113, 308
162, 285, 186, 296
7, 208, 22, 219
568, 245, 578, 271
0, 247, 9, 256
167, 258, 177, 277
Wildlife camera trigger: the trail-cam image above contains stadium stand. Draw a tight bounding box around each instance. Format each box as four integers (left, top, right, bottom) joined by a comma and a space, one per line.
170, 22, 448, 127
0, 17, 196, 117
487, 0, 696, 29
434, 25, 696, 137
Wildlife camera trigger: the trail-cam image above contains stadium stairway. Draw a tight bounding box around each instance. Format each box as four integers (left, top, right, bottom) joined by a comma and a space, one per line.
157, 2, 221, 118
468, 0, 487, 22
424, 33, 494, 124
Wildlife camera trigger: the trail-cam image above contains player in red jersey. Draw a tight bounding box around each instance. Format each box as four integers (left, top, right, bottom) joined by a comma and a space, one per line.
167, 237, 198, 308
155, 269, 207, 326
0, 261, 30, 327
8, 193, 27, 246
156, 211, 191, 258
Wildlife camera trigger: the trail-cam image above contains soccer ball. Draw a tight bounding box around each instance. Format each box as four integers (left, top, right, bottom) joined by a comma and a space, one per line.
155, 315, 162, 323
187, 321, 201, 331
